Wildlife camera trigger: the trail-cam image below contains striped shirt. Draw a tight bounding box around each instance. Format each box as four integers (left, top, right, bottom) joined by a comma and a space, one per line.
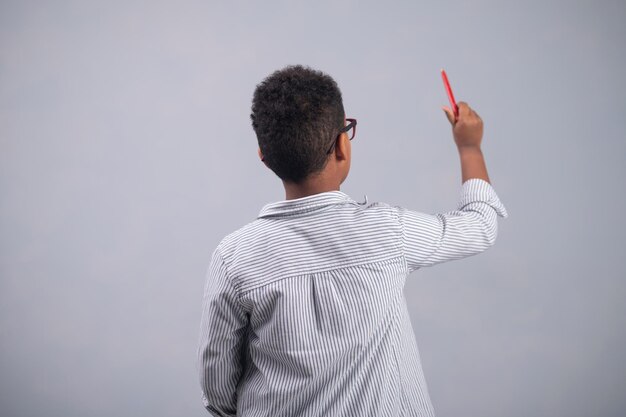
197, 178, 508, 417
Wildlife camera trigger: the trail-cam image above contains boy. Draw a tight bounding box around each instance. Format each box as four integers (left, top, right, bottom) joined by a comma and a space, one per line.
197, 65, 508, 417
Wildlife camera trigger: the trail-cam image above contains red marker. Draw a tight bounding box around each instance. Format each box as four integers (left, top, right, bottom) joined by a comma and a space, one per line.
441, 69, 459, 119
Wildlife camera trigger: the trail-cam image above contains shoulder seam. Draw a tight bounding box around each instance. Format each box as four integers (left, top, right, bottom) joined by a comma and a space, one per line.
238, 254, 406, 296
213, 246, 247, 310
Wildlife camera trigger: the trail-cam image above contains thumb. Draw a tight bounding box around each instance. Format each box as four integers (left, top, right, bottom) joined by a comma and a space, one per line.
442, 106, 455, 125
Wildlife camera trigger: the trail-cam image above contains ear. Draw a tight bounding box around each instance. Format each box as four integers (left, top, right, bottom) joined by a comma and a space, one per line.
333, 133, 350, 161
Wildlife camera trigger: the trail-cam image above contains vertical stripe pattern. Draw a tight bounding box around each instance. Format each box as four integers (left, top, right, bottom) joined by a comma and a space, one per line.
197, 178, 508, 416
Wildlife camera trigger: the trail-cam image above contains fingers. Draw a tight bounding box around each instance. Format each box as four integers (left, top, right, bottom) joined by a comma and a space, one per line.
456, 101, 482, 121
457, 101, 471, 118
441, 106, 455, 125
443, 101, 482, 126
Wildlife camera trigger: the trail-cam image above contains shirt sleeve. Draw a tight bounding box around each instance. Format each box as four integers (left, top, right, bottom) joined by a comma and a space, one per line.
394, 178, 509, 273
197, 247, 249, 416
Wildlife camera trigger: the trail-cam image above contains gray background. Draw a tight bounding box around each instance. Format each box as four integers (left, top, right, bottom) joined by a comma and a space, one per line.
1, 1, 625, 416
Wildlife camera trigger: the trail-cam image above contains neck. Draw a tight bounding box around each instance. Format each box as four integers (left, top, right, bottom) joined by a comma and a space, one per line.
283, 176, 341, 200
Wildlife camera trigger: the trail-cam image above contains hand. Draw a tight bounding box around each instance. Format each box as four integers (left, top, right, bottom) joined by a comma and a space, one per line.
442, 101, 483, 149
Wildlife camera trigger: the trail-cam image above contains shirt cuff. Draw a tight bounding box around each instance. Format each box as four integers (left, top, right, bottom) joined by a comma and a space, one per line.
457, 178, 509, 219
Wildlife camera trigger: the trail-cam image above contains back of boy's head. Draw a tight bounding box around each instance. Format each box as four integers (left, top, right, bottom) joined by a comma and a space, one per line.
250, 65, 345, 184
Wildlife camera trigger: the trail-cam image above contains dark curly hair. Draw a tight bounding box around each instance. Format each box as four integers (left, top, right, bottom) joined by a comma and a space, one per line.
250, 65, 345, 184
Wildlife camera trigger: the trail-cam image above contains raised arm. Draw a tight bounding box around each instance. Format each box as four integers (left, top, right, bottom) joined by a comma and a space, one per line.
396, 101, 508, 272
442, 101, 490, 184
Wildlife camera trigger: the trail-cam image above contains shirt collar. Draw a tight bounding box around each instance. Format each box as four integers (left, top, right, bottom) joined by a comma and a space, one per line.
258, 190, 358, 218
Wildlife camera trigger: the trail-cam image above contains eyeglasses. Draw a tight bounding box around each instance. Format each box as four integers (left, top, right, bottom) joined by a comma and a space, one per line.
326, 118, 357, 155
